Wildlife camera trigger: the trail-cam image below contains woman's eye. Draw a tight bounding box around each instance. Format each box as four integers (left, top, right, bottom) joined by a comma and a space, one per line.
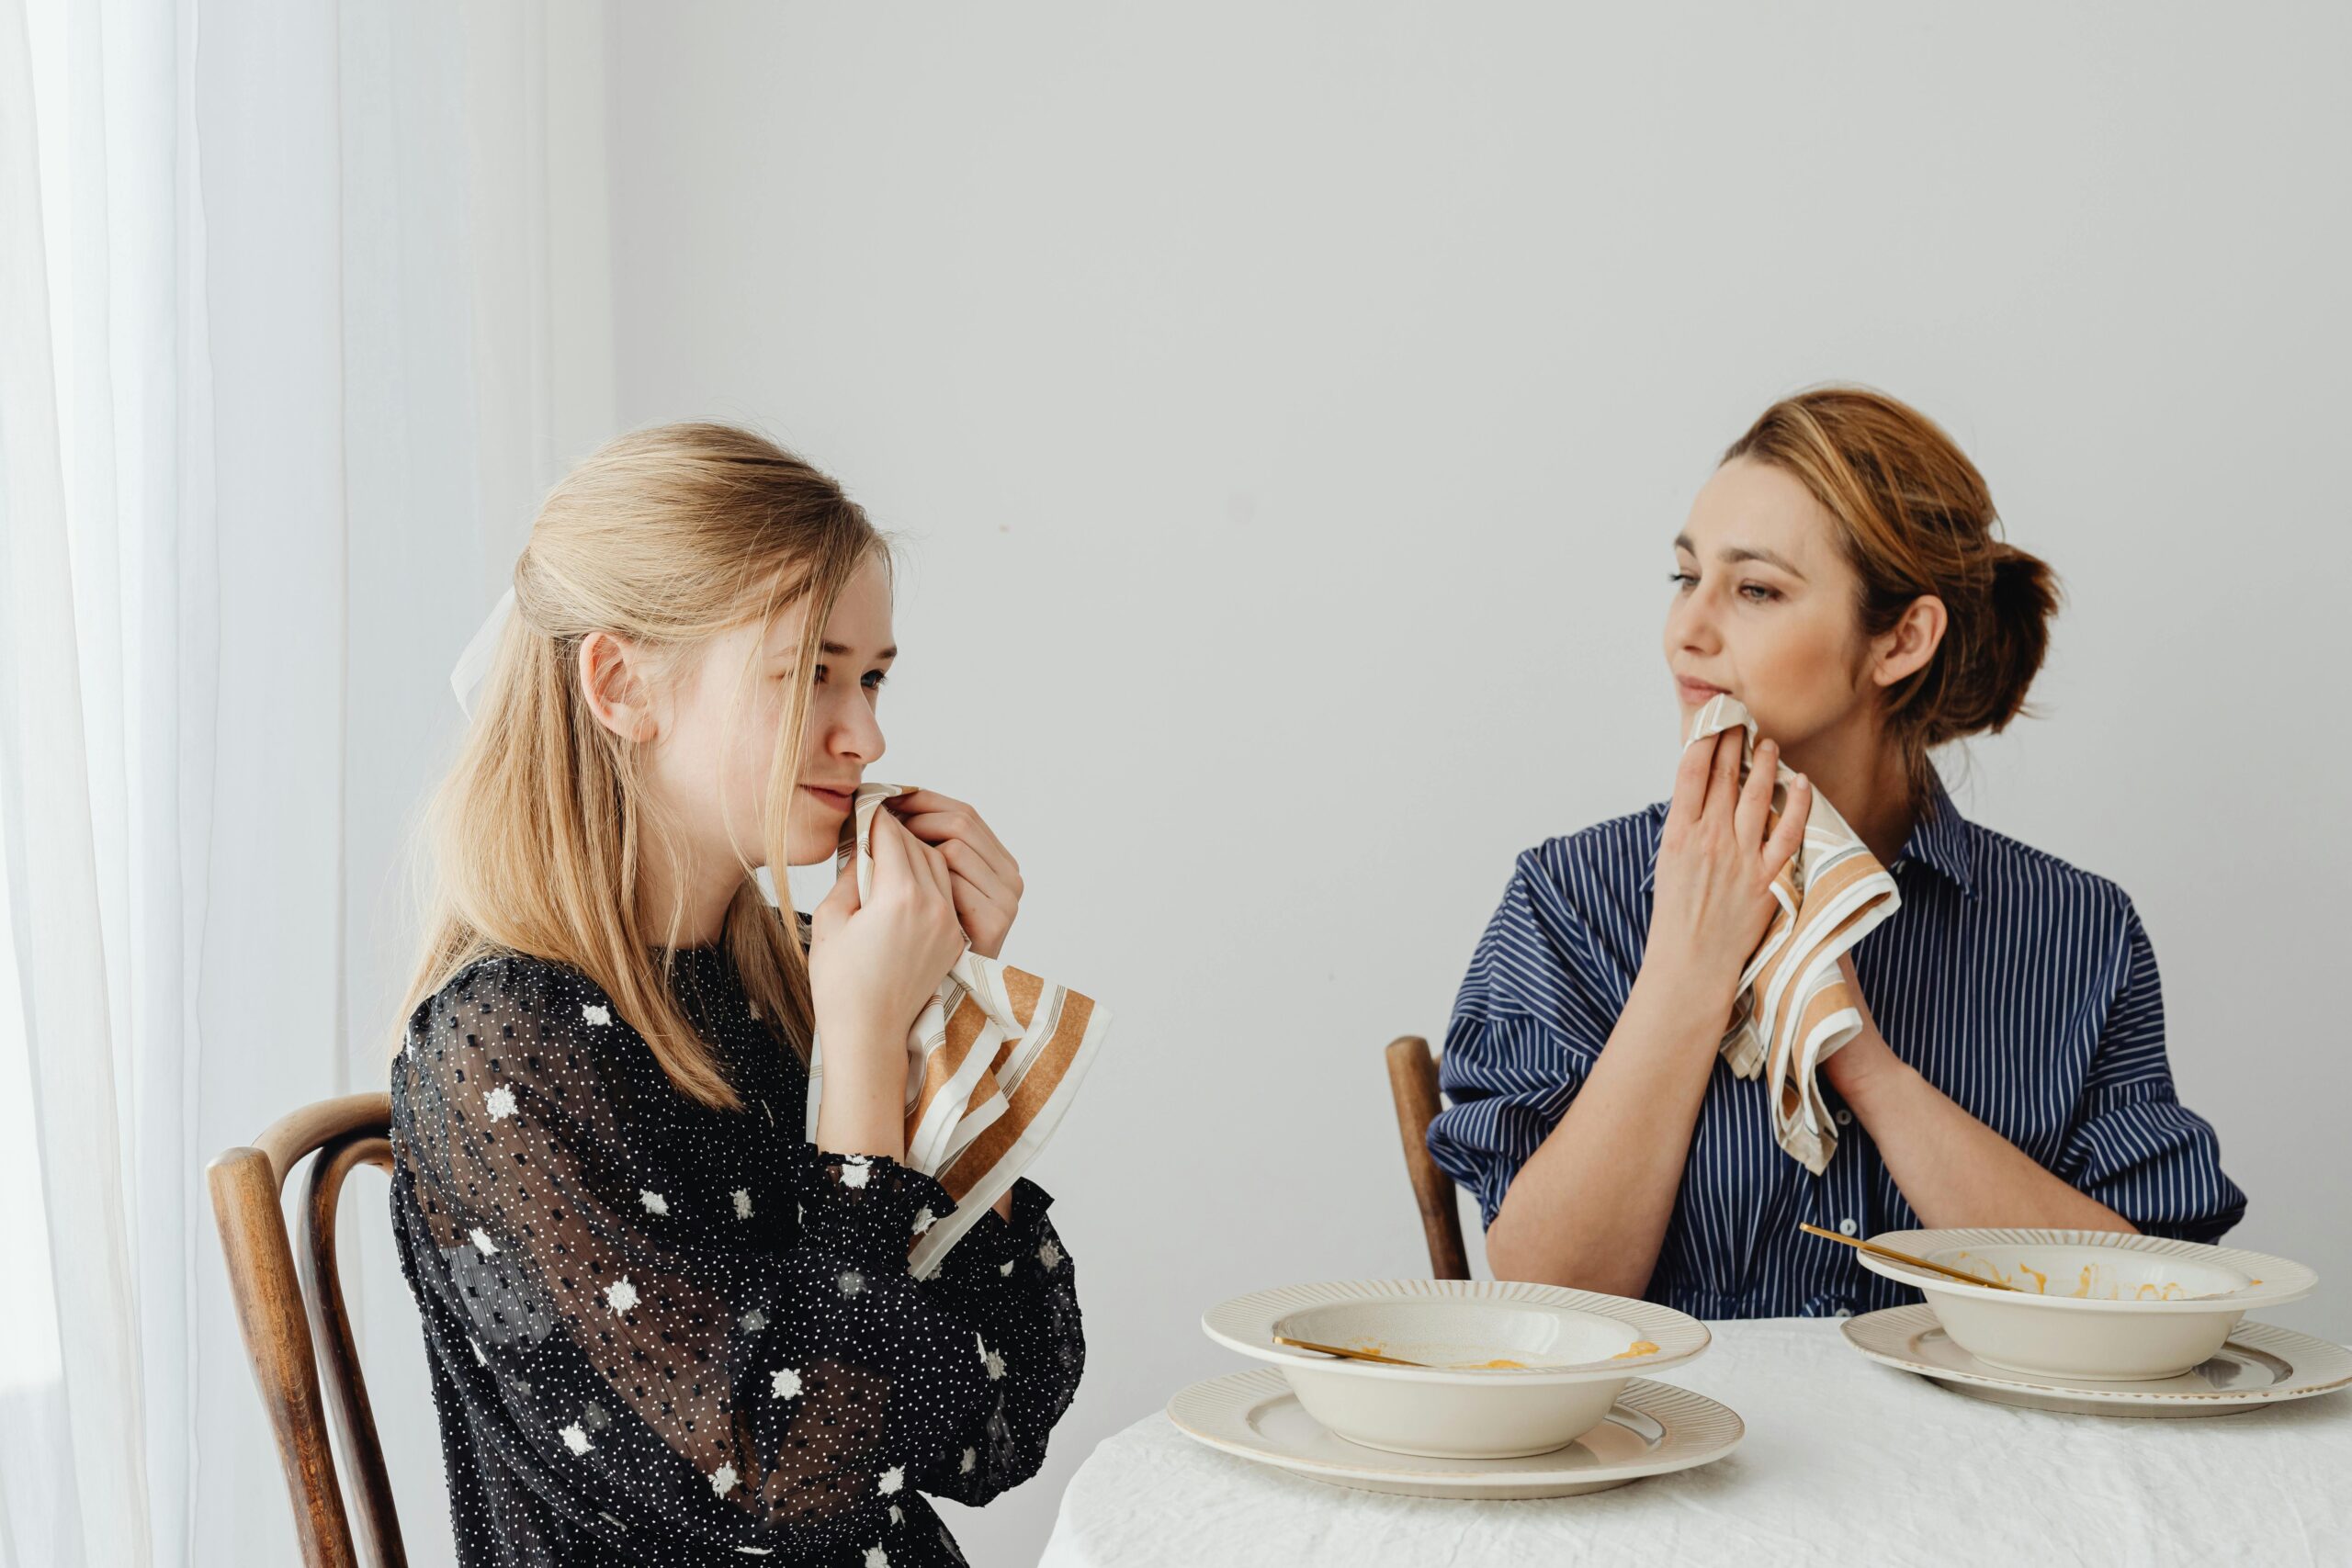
1668, 570, 1697, 592
862, 671, 888, 692
1738, 581, 1779, 604
809, 663, 828, 685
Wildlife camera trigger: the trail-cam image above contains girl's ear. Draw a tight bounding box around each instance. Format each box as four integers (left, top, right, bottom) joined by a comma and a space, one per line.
579, 631, 659, 743
1868, 594, 1949, 689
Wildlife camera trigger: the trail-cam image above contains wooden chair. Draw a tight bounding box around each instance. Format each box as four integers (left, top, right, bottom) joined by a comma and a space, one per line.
1385, 1034, 1470, 1280
208, 1091, 406, 1568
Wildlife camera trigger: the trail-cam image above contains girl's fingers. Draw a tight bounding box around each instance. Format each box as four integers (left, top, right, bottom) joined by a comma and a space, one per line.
1761, 773, 1813, 882
810, 852, 859, 931
867, 804, 916, 897
912, 831, 956, 908
938, 838, 1014, 910
888, 794, 1019, 886
947, 872, 1013, 956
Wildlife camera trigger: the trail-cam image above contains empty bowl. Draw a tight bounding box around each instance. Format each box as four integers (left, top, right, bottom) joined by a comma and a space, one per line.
1202, 1279, 1710, 1459
1853, 1228, 2317, 1382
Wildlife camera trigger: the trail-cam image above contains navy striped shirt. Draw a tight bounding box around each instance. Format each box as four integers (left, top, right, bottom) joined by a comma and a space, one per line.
1429, 768, 2245, 1320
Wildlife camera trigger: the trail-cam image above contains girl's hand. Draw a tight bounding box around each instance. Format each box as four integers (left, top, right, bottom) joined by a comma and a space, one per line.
882, 788, 1023, 959
1644, 728, 1813, 1001
809, 807, 967, 1077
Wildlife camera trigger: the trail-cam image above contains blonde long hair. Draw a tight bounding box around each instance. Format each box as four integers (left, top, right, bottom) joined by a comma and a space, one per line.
400, 423, 883, 1110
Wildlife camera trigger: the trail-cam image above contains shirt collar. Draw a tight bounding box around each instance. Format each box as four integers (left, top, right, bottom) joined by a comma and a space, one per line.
1639, 764, 1977, 899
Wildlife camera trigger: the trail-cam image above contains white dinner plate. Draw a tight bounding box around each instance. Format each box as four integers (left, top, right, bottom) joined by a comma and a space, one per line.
1842, 1303, 2352, 1417
1165, 1367, 1744, 1499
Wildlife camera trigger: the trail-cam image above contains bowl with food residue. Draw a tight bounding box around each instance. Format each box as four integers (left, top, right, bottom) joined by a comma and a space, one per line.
1850, 1228, 2317, 1382
1201, 1280, 1709, 1459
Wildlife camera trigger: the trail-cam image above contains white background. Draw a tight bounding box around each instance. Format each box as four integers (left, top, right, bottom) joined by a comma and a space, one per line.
327, 6, 2349, 1564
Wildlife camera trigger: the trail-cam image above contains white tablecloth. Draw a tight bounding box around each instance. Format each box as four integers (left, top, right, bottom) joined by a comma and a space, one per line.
1039, 1317, 2351, 1566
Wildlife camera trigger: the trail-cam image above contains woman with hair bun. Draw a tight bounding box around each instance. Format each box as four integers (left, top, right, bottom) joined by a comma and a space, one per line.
1431, 386, 2244, 1317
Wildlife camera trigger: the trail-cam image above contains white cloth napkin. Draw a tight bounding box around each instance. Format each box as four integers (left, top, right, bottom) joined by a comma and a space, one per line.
805, 784, 1112, 1275
1683, 696, 1900, 1174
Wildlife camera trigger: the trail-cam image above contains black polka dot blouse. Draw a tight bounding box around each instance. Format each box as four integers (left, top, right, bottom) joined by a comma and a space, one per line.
388, 943, 1085, 1567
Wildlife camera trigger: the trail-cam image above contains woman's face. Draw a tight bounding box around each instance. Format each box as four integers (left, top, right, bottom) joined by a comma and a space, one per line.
651, 553, 895, 874
1663, 457, 1871, 750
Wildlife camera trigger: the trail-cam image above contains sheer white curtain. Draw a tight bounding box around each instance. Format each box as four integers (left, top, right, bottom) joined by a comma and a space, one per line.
0, 3, 613, 1563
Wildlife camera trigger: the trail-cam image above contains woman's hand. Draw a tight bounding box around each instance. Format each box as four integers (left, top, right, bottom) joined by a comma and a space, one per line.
883, 788, 1023, 959
809, 807, 967, 1077
1643, 728, 1813, 1003
1822, 951, 1901, 1096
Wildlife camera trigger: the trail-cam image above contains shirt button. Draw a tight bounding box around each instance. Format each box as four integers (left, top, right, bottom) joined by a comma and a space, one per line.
1833, 1307, 1854, 1319
1835, 1108, 1852, 1126
1838, 1218, 1859, 1236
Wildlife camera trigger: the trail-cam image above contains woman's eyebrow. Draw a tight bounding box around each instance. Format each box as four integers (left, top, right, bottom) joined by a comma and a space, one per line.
1673, 532, 1806, 580
819, 641, 896, 660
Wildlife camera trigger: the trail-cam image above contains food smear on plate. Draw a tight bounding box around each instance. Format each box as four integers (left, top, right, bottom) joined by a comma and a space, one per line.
1453, 1359, 1528, 1370
1945, 1251, 2190, 1300
1611, 1340, 1661, 1359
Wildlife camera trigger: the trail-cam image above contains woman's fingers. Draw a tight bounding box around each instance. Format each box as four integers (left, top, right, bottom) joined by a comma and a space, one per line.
1667, 728, 1716, 824
1760, 773, 1813, 882
1734, 738, 1779, 849
1702, 728, 1744, 820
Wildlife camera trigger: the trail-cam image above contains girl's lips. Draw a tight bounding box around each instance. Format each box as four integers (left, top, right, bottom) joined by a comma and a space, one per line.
1676, 677, 1730, 703
800, 784, 854, 812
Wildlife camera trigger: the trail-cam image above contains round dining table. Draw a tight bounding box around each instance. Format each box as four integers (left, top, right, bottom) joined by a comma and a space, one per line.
1038, 1315, 2352, 1565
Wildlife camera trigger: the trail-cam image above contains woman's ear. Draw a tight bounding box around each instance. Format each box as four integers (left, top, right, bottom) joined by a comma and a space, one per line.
578, 631, 659, 743
1870, 594, 1949, 689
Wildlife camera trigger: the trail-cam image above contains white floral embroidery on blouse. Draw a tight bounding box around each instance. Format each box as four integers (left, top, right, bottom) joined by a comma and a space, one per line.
639, 1189, 669, 1215
582, 1002, 611, 1026
483, 1085, 517, 1121
560, 1422, 592, 1455
732, 1188, 753, 1219
604, 1278, 639, 1314
771, 1366, 802, 1399
469, 1227, 499, 1257
708, 1463, 739, 1496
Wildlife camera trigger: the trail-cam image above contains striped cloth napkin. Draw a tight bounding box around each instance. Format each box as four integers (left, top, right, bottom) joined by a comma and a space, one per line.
805, 784, 1112, 1277
1684, 696, 1900, 1175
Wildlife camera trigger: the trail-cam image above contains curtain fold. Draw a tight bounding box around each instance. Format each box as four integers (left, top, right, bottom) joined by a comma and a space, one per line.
0, 3, 611, 1563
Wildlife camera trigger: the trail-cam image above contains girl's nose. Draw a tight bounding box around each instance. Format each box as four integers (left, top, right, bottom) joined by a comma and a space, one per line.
830, 694, 886, 766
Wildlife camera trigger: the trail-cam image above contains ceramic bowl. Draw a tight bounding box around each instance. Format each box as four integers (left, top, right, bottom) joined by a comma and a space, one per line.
1853, 1228, 2317, 1382
1201, 1280, 1710, 1459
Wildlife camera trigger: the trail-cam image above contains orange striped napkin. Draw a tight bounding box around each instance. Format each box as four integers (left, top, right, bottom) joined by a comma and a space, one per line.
1684, 696, 1900, 1175
805, 784, 1112, 1277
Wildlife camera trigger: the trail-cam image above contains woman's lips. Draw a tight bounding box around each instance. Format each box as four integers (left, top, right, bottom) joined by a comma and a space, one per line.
1676, 677, 1730, 704
800, 784, 854, 813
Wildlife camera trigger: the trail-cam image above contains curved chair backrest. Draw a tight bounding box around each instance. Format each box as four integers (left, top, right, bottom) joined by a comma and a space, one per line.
1384, 1035, 1470, 1280
207, 1091, 405, 1568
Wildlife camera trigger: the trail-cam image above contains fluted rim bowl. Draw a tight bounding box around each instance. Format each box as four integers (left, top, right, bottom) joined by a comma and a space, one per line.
1854, 1228, 2317, 1382
1201, 1280, 1710, 1459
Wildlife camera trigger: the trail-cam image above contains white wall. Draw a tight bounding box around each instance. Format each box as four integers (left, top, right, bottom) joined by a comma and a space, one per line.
594, 4, 2350, 1562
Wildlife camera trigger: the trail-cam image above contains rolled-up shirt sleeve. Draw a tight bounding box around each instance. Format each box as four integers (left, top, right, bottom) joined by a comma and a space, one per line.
1430, 849, 1623, 1229
2055, 905, 2247, 1243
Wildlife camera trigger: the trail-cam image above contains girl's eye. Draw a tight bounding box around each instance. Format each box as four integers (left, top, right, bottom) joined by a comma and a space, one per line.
1668, 570, 1697, 591
1738, 581, 1779, 604
862, 671, 888, 692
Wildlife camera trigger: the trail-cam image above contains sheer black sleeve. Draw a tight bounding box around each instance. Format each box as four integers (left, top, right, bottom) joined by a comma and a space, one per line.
390, 954, 1057, 1562
910, 1179, 1084, 1505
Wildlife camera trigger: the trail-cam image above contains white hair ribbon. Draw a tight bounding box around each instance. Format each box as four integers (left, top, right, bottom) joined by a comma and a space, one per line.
450, 586, 516, 717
